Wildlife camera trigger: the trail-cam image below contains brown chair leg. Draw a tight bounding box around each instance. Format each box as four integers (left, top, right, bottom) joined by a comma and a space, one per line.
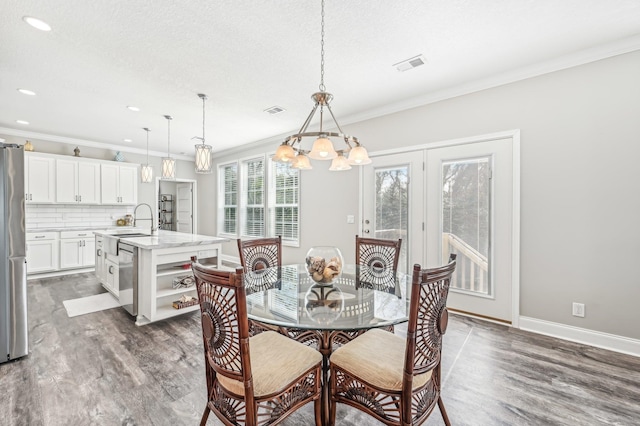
315, 396, 324, 426
200, 405, 210, 426
438, 396, 451, 426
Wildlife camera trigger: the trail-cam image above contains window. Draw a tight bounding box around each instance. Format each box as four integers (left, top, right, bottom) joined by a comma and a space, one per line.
242, 157, 265, 237
220, 163, 238, 234
218, 156, 300, 245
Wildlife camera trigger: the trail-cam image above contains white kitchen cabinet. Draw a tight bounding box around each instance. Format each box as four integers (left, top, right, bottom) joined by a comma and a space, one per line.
25, 153, 55, 203
56, 159, 101, 204
26, 232, 59, 273
59, 231, 96, 269
104, 258, 119, 297
95, 235, 106, 284
101, 164, 138, 205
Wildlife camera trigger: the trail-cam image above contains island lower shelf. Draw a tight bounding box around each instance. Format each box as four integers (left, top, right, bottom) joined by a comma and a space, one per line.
135, 242, 222, 326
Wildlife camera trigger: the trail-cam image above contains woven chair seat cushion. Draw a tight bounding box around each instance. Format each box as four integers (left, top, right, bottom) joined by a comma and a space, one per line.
330, 328, 433, 391
217, 330, 322, 397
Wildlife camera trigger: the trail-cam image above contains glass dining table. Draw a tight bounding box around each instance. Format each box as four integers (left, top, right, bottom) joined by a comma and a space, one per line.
244, 263, 411, 426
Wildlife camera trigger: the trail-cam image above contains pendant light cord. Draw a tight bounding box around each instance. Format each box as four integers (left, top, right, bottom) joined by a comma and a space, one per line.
145, 128, 149, 164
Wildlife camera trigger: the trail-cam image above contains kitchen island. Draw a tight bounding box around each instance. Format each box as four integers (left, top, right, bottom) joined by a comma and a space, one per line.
94, 230, 228, 325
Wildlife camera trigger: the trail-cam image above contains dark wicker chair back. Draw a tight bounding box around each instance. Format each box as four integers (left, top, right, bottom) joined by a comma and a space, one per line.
330, 254, 457, 426
355, 235, 402, 290
191, 257, 323, 426
237, 236, 282, 271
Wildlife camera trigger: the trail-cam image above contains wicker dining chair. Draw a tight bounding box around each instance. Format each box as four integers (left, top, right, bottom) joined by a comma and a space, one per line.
329, 235, 404, 348
191, 257, 323, 426
330, 254, 457, 426
237, 236, 282, 271
237, 236, 284, 335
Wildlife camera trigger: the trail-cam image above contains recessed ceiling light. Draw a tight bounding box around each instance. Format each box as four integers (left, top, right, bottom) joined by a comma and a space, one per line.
123, 138, 133, 143
264, 106, 286, 115
17, 88, 36, 96
23, 16, 51, 31
127, 106, 140, 112
393, 54, 427, 72
16, 120, 30, 125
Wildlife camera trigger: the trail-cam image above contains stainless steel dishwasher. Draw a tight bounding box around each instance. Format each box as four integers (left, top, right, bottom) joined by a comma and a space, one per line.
118, 242, 138, 316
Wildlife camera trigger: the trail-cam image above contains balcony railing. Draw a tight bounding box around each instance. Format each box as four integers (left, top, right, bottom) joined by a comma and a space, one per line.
442, 233, 489, 295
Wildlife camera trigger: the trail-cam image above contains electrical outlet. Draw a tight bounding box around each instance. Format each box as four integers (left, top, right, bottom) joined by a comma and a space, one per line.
572, 302, 585, 318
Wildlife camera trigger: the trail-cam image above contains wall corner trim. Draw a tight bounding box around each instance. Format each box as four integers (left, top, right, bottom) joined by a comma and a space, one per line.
519, 316, 640, 358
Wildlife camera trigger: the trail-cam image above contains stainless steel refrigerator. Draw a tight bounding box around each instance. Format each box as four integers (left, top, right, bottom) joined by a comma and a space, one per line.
0, 143, 28, 363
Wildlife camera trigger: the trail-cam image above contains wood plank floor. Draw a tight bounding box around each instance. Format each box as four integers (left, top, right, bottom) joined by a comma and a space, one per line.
2, 273, 639, 425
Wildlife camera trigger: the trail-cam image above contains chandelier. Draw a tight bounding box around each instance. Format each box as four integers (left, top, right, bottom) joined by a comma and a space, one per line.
161, 115, 176, 179
141, 127, 153, 183
272, 0, 371, 171
193, 93, 213, 173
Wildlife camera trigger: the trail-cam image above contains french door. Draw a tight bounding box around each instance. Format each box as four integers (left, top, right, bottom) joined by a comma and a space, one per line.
361, 134, 518, 323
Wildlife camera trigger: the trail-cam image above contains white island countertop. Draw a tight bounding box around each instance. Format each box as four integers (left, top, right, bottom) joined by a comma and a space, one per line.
93, 229, 228, 249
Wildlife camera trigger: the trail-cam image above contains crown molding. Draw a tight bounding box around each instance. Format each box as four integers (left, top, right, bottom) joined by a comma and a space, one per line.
0, 127, 194, 161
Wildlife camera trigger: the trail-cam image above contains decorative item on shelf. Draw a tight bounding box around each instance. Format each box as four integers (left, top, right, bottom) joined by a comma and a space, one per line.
161, 115, 176, 179
124, 214, 133, 226
304, 283, 344, 325
305, 246, 343, 285
116, 218, 126, 226
24, 140, 34, 151
271, 0, 371, 171
141, 127, 153, 183
172, 294, 198, 309
172, 275, 195, 289
193, 93, 213, 174
114, 151, 124, 161
74, 146, 81, 157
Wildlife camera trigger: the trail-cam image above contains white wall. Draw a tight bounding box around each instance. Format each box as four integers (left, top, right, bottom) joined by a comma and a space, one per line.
207, 50, 640, 341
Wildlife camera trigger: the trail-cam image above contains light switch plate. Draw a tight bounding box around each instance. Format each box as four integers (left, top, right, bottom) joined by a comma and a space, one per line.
347, 215, 355, 224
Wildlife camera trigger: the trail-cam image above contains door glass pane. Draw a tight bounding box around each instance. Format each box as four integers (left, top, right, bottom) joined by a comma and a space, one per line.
442, 157, 491, 296
374, 166, 408, 273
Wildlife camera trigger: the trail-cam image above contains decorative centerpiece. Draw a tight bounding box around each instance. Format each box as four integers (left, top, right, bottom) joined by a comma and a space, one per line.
305, 246, 343, 285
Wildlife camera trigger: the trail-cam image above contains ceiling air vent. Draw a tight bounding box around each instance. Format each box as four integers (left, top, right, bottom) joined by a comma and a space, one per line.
393, 55, 426, 72
264, 105, 286, 115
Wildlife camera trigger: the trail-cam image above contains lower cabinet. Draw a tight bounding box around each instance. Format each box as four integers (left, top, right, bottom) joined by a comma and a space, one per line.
104, 258, 119, 297
59, 231, 97, 269
26, 232, 59, 274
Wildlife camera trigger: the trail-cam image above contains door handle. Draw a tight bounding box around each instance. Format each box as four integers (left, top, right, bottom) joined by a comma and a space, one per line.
363, 229, 370, 233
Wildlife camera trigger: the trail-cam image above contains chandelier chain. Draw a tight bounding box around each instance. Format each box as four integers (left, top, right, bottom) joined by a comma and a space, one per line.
319, 0, 325, 92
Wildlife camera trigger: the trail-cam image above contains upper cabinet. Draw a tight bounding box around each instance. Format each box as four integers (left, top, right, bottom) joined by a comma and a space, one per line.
25, 152, 138, 206
56, 158, 101, 204
101, 163, 138, 205
25, 154, 55, 203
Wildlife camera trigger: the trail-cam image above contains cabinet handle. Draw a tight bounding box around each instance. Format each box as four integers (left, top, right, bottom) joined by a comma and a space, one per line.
75, 195, 77, 202
108, 266, 114, 274
78, 233, 87, 236
34, 235, 45, 239
29, 194, 32, 201
79, 195, 82, 202
97, 249, 102, 256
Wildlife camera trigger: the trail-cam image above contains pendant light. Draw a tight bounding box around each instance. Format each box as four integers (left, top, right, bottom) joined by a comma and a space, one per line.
161, 115, 176, 179
272, 0, 371, 170
141, 127, 153, 183
193, 93, 213, 173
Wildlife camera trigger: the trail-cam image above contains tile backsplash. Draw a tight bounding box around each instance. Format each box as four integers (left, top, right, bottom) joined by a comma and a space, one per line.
26, 204, 134, 229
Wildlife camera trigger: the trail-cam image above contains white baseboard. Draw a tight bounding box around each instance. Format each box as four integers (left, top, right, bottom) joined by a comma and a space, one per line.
519, 316, 640, 358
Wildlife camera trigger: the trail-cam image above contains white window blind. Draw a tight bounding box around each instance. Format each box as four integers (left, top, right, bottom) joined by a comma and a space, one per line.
242, 158, 265, 237
219, 163, 238, 234
270, 162, 299, 243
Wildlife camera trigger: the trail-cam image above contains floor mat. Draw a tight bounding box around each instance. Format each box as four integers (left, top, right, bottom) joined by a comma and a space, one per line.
63, 292, 120, 317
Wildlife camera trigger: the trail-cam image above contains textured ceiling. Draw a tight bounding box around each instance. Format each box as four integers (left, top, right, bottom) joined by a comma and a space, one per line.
1, 0, 640, 159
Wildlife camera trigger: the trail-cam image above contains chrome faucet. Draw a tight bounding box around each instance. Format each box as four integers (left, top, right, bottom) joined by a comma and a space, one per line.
133, 203, 157, 235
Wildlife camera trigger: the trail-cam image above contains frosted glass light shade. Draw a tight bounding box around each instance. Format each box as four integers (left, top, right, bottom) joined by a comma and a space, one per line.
329, 154, 352, 171
195, 144, 213, 173
273, 143, 295, 162
162, 157, 176, 179
347, 145, 372, 165
308, 136, 337, 160
291, 153, 313, 170
141, 164, 153, 183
